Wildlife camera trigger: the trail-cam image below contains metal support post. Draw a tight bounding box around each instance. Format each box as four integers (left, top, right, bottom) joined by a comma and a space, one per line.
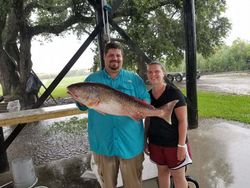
0, 128, 8, 172
184, 0, 198, 129
95, 0, 105, 69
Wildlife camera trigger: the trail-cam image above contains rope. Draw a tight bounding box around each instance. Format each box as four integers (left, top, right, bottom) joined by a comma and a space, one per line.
101, 0, 106, 38
101, 0, 112, 42
105, 7, 110, 42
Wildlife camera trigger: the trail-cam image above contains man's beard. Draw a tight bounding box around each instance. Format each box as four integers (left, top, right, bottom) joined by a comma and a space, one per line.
109, 61, 120, 71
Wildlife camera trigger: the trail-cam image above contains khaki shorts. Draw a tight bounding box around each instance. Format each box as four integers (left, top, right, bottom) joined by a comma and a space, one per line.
92, 153, 144, 188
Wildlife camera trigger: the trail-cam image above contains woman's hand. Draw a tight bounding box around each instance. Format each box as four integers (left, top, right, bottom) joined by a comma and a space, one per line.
177, 147, 186, 161
144, 143, 150, 155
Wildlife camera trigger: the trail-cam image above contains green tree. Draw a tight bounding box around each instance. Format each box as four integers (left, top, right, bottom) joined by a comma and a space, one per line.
201, 39, 250, 72
0, 0, 94, 108
106, 0, 230, 78
0, 0, 231, 107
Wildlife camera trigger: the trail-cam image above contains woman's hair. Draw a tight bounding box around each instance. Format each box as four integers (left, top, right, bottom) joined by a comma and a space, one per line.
147, 61, 169, 83
147, 61, 167, 75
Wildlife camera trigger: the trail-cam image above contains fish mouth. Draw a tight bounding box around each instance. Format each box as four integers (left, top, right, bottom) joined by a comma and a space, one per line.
67, 90, 78, 100
67, 90, 73, 96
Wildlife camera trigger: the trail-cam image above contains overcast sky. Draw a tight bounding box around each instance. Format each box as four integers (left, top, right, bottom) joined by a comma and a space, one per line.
31, 35, 95, 74
31, 0, 250, 74
224, 0, 250, 44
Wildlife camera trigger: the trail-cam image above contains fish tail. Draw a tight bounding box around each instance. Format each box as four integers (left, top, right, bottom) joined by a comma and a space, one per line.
159, 100, 179, 124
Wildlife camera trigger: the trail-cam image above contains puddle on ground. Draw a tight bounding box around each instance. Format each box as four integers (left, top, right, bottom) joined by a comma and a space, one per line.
4, 114, 89, 166
187, 119, 250, 188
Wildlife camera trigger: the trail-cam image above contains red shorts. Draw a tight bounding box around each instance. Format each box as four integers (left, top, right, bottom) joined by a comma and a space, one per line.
148, 143, 192, 169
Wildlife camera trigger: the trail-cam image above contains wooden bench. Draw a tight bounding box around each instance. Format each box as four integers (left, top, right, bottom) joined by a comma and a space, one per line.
0, 103, 85, 127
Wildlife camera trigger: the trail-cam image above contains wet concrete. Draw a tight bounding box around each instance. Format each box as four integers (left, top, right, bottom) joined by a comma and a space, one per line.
0, 154, 100, 188
177, 71, 250, 95
1, 118, 250, 188
196, 72, 250, 95
0, 154, 158, 188
3, 115, 88, 166
187, 118, 250, 188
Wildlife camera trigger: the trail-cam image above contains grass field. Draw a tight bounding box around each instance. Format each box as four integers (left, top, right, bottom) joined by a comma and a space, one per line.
1, 76, 250, 124
0, 75, 84, 97
39, 75, 84, 98
198, 91, 250, 124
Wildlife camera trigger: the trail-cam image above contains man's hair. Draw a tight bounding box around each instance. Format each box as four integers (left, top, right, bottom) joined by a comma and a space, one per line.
104, 41, 123, 55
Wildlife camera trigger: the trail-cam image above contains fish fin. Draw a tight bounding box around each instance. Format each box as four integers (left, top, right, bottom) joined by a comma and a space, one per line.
159, 100, 179, 124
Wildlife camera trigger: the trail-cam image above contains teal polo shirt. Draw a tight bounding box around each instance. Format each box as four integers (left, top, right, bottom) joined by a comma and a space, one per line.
77, 69, 150, 159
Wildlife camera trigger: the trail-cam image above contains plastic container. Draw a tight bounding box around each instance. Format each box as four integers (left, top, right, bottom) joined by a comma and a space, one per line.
7, 100, 21, 112
11, 157, 38, 188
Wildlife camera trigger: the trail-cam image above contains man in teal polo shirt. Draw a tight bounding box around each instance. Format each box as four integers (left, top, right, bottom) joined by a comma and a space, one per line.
76, 42, 150, 188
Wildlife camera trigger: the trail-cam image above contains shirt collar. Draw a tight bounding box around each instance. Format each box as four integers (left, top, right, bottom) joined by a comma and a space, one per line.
103, 68, 123, 80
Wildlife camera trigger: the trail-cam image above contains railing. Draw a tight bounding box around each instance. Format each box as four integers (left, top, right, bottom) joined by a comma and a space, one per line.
0, 104, 85, 127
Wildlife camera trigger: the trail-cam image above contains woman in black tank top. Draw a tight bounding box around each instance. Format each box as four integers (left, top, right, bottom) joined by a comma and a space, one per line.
144, 62, 192, 188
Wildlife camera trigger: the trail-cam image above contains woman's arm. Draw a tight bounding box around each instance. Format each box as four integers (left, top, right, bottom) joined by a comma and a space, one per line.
175, 106, 188, 161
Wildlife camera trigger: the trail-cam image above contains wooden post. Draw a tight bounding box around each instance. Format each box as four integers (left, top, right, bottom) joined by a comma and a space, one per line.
184, 0, 198, 129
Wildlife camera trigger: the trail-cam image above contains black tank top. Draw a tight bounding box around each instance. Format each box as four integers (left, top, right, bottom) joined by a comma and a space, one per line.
148, 84, 187, 147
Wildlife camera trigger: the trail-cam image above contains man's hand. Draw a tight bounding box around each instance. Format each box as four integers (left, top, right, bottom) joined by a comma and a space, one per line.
131, 111, 145, 121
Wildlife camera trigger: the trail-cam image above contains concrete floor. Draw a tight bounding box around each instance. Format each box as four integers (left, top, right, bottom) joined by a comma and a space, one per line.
1, 118, 250, 188
187, 118, 250, 188
176, 72, 250, 95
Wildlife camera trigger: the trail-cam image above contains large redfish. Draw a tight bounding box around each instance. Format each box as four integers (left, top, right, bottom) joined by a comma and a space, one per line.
67, 82, 178, 124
